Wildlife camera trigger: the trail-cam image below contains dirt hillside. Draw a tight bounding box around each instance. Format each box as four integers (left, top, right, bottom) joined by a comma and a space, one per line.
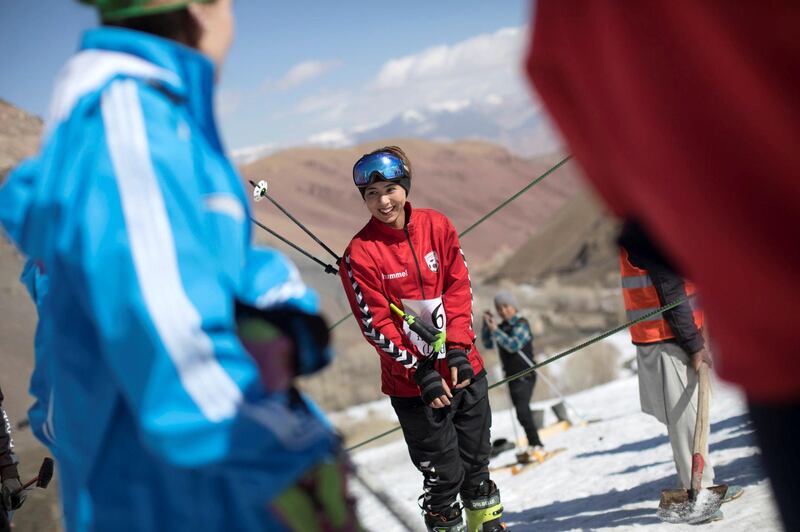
0, 99, 41, 180
242, 140, 582, 268
488, 188, 621, 287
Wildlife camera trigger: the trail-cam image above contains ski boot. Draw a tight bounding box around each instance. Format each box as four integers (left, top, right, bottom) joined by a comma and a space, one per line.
424, 504, 466, 532
463, 481, 506, 532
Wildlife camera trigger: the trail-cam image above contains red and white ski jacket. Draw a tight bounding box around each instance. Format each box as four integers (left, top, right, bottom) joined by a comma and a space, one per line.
340, 202, 484, 397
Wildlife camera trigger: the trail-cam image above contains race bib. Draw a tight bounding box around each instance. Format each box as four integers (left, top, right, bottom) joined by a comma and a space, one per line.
400, 297, 447, 359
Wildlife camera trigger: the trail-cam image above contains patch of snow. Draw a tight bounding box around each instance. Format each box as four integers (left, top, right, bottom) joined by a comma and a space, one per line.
329, 396, 396, 425
346, 374, 780, 531
307, 128, 354, 147
428, 99, 471, 114
231, 143, 278, 165
401, 109, 426, 123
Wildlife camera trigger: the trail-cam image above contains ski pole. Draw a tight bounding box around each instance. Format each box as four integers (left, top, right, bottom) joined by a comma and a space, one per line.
250, 180, 341, 262
514, 349, 585, 423
250, 218, 338, 275
509, 404, 521, 448
389, 303, 438, 346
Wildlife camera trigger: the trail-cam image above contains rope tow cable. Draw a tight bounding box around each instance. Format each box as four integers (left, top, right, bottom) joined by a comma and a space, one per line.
459, 155, 571, 239
344, 296, 689, 452
250, 217, 339, 274
327, 155, 573, 332
249, 180, 341, 262
249, 179, 340, 274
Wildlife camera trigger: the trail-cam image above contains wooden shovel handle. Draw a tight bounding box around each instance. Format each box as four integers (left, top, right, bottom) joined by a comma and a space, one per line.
691, 363, 711, 492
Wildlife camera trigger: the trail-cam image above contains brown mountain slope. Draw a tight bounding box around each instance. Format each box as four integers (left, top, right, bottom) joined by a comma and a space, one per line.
0, 99, 42, 180
488, 188, 621, 286
241, 139, 582, 268
0, 101, 58, 531
0, 100, 42, 422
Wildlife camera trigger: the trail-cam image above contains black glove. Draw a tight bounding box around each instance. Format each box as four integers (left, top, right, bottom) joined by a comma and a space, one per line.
1, 476, 24, 512
446, 349, 474, 384
413, 362, 446, 405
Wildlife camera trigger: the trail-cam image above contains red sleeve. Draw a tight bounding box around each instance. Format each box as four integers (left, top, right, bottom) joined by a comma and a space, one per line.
339, 245, 419, 370
439, 217, 475, 351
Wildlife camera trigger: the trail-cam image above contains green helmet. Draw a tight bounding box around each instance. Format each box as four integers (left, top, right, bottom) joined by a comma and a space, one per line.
79, 0, 213, 22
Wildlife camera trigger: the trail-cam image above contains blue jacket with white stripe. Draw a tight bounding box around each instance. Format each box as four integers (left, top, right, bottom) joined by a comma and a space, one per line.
0, 27, 338, 531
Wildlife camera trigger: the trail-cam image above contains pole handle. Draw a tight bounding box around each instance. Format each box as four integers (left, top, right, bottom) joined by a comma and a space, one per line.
388, 303, 438, 345
389, 303, 404, 319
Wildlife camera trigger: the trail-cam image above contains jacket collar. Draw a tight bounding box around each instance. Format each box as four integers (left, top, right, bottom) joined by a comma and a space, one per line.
367, 201, 416, 240
48, 27, 220, 148
80, 26, 216, 98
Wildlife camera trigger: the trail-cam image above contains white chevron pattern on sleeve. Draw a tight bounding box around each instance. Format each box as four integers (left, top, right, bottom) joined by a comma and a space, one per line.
344, 255, 416, 368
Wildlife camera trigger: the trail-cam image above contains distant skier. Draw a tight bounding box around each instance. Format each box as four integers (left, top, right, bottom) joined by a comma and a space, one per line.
618, 222, 742, 520
0, 1, 359, 530
481, 291, 545, 462
340, 146, 505, 532
1, 386, 25, 531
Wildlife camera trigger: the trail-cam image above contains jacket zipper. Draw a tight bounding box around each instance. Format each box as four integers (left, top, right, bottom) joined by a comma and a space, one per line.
403, 226, 427, 300
405, 225, 441, 371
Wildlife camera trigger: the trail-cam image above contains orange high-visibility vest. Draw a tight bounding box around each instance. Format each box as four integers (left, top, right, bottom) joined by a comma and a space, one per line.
619, 248, 703, 344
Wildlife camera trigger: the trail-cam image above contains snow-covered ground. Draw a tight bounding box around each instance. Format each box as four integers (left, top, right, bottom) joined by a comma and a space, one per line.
345, 364, 781, 531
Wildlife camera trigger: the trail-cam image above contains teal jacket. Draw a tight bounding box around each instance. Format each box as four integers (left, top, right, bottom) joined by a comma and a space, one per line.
1, 27, 337, 531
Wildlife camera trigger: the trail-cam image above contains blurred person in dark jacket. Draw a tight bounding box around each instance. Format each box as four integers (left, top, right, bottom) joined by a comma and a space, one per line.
1, 386, 25, 529
482, 291, 545, 462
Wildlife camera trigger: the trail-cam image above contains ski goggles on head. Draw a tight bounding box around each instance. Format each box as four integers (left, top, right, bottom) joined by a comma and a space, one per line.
352, 152, 409, 187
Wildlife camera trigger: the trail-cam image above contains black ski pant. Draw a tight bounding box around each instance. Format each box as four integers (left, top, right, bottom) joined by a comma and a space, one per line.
508, 375, 543, 447
749, 400, 800, 532
391, 375, 492, 513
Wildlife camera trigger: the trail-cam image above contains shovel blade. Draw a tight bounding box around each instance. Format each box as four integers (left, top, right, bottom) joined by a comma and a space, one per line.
657, 485, 728, 524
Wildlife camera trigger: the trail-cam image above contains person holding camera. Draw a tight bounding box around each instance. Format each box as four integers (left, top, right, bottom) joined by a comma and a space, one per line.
482, 292, 544, 462
0, 386, 25, 531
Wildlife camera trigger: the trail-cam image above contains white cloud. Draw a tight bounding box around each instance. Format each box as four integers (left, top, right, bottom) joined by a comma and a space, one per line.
232, 142, 278, 165
401, 109, 426, 123
290, 26, 531, 131
294, 90, 350, 117
373, 27, 524, 90
307, 128, 353, 147
485, 94, 504, 106
216, 88, 243, 117
234, 24, 561, 158
428, 99, 471, 113
273, 60, 342, 91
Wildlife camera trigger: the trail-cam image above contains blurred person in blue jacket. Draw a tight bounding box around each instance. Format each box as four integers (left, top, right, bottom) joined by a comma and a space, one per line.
0, 1, 360, 530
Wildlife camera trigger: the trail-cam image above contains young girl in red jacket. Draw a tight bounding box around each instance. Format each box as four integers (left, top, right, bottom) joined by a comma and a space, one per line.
339, 146, 504, 532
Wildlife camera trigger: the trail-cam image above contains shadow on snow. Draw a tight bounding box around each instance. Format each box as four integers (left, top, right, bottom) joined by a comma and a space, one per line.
574, 433, 669, 459
575, 412, 756, 460
505, 455, 764, 530
503, 413, 765, 531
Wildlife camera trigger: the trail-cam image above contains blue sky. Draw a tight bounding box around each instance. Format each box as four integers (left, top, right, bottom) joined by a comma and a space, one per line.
1, 1, 548, 155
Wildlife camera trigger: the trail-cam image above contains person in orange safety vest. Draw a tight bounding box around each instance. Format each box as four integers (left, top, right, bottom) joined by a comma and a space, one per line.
619, 222, 742, 520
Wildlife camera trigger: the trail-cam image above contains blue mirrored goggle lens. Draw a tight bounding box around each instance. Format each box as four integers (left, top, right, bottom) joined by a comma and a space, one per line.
353, 153, 407, 186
